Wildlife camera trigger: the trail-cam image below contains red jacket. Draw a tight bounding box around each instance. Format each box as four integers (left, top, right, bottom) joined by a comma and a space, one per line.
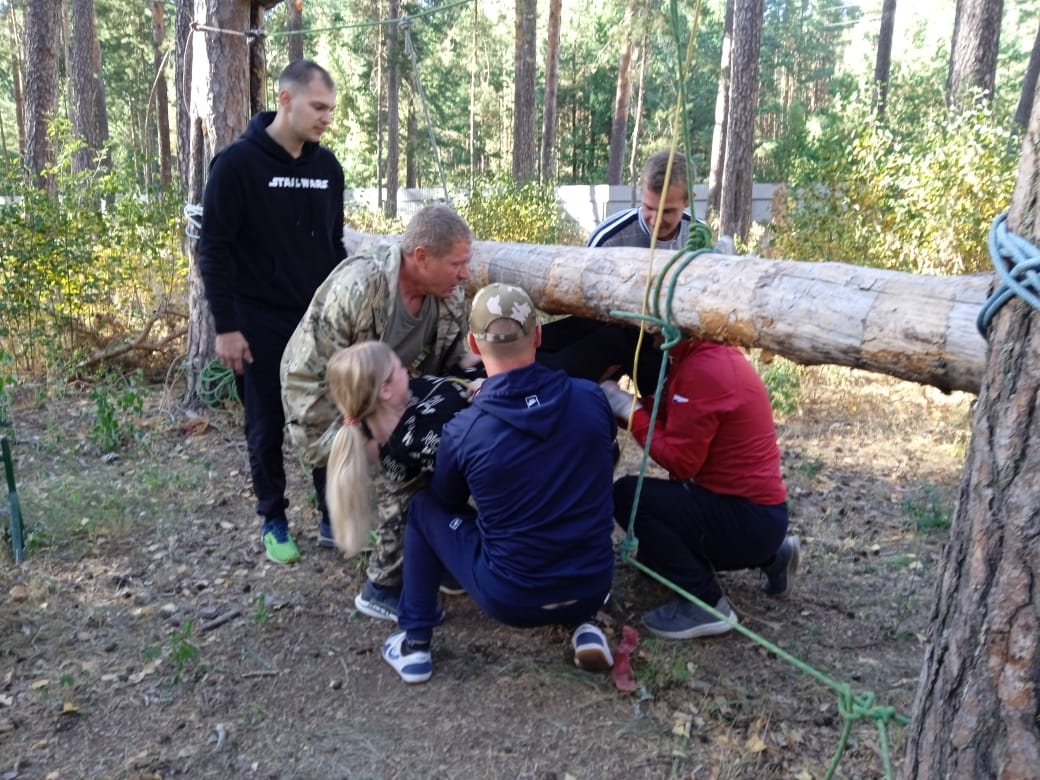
629, 340, 787, 505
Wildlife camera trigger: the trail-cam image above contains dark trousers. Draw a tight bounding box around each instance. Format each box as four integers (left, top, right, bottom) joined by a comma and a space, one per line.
235, 305, 327, 523
398, 490, 609, 644
613, 476, 788, 605
537, 316, 665, 394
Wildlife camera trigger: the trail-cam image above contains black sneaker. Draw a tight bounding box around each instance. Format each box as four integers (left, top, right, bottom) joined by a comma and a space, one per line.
761, 535, 801, 598
354, 580, 401, 622
642, 597, 737, 640
317, 517, 336, 549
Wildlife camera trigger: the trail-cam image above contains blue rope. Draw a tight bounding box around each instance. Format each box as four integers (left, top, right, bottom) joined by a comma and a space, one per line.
977, 213, 1040, 334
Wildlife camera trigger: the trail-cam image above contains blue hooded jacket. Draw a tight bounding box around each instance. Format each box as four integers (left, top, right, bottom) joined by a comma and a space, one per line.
430, 361, 616, 605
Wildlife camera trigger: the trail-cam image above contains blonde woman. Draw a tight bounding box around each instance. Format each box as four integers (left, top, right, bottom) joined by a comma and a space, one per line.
325, 342, 471, 610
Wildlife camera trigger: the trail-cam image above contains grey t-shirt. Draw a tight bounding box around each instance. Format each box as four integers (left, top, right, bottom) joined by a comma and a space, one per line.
384, 290, 440, 373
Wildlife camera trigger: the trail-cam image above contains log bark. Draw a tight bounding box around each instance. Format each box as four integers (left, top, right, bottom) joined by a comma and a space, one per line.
343, 230, 989, 394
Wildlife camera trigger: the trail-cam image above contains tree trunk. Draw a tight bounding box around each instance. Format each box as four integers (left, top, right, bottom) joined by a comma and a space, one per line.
151, 1, 172, 189
175, 0, 193, 189
343, 228, 989, 394
628, 20, 650, 191
874, 0, 896, 118
184, 0, 252, 406
718, 0, 763, 241
512, 0, 537, 182
946, 0, 1004, 107
287, 0, 304, 63
1014, 20, 1040, 128
606, 2, 636, 185
539, 0, 562, 183
406, 97, 417, 188
249, 1, 265, 115
23, 0, 61, 194
901, 66, 1040, 777
385, 0, 400, 218
69, 0, 109, 174
706, 0, 734, 222
8, 9, 25, 163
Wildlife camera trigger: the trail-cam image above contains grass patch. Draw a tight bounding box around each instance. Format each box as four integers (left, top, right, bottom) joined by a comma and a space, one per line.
902, 484, 953, 533
8, 440, 215, 560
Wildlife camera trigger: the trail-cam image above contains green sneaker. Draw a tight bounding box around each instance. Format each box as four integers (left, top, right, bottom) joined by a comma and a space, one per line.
262, 518, 301, 564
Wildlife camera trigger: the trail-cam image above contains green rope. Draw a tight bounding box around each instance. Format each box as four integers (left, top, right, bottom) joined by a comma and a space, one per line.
611, 244, 909, 778
198, 360, 239, 409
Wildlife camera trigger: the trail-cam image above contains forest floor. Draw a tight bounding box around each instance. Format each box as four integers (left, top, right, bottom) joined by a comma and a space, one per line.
0, 362, 973, 779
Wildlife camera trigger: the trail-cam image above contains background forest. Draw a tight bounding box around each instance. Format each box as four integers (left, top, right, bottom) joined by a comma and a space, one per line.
0, 0, 1037, 383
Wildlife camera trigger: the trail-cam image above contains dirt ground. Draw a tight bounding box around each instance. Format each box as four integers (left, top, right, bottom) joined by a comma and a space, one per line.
0, 364, 972, 779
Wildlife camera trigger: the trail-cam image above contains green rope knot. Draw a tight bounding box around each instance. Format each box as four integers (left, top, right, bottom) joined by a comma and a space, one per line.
616, 534, 638, 562
685, 221, 714, 252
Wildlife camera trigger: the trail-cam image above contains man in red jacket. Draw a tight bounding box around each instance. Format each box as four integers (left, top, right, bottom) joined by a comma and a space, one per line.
601, 340, 800, 640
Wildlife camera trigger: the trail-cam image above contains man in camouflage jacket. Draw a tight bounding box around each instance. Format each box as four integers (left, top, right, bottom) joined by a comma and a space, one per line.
281, 203, 474, 605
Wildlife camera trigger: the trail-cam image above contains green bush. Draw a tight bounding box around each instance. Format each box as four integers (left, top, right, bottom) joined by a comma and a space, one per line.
458, 178, 584, 245
0, 141, 185, 379
768, 88, 1019, 275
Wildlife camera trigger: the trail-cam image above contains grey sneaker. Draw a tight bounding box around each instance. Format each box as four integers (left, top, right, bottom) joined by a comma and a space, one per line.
761, 535, 801, 598
642, 597, 737, 640
317, 516, 336, 549
354, 580, 401, 622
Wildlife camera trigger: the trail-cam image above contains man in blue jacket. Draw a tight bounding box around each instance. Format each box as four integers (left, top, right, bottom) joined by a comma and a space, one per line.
198, 60, 346, 564
381, 284, 617, 683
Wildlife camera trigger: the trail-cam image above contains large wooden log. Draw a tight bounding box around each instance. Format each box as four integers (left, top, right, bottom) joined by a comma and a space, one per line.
344, 230, 990, 393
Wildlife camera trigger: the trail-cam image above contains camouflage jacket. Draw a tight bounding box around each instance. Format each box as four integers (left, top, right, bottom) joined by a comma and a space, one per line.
280, 240, 469, 467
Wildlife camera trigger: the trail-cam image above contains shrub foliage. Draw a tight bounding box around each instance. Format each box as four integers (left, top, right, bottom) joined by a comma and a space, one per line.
0, 136, 185, 379
767, 89, 1019, 275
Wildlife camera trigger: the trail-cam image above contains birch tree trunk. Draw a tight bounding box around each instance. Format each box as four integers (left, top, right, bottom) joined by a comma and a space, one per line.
900, 63, 1040, 779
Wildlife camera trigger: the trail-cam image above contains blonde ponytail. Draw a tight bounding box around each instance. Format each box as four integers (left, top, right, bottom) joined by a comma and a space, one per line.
324, 342, 396, 558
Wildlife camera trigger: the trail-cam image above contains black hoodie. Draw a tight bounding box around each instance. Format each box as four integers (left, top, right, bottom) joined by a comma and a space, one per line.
197, 111, 346, 334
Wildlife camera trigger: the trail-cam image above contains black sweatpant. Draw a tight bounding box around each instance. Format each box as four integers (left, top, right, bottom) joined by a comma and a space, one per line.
613, 476, 788, 605
235, 305, 327, 524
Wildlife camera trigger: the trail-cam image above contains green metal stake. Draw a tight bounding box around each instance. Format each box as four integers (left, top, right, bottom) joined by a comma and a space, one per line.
1, 435, 25, 564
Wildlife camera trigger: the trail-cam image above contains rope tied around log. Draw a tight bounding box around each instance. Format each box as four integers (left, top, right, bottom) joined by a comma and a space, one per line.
977, 212, 1040, 334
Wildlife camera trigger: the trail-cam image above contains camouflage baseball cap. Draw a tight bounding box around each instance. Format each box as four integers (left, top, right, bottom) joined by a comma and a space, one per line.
469, 283, 537, 343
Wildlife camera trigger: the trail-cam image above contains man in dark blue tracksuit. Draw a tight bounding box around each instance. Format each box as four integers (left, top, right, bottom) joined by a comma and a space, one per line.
380, 284, 618, 683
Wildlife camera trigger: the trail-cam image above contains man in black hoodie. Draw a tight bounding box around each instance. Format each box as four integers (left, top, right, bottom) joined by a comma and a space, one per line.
198, 60, 346, 564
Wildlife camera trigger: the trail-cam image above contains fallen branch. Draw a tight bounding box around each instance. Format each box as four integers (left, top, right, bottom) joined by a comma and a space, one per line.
198, 608, 242, 632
